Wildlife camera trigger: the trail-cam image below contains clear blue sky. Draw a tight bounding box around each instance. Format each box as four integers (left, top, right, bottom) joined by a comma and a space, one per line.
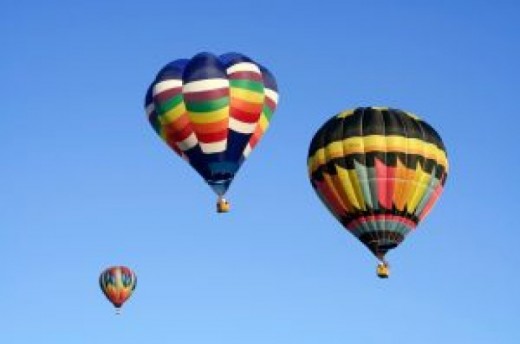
2, 1, 519, 343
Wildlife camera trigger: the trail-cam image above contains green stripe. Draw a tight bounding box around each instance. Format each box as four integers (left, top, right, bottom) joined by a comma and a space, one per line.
230, 80, 264, 93
156, 94, 183, 114
414, 174, 440, 216
353, 221, 412, 237
367, 167, 379, 211
186, 97, 229, 112
262, 105, 274, 121
354, 161, 372, 208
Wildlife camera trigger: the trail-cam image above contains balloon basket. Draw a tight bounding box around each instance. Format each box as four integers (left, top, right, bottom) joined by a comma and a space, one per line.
376, 261, 390, 279
217, 198, 230, 213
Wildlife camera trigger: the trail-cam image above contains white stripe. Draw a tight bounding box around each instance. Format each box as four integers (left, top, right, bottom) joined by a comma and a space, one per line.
229, 117, 257, 134
200, 140, 226, 154
177, 133, 198, 151
265, 89, 279, 104
227, 62, 260, 74
145, 103, 155, 117
183, 79, 229, 93
242, 144, 252, 158
153, 80, 183, 95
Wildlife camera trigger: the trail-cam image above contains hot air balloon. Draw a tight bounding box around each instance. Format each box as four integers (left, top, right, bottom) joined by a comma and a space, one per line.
145, 52, 279, 213
99, 266, 137, 314
307, 107, 448, 278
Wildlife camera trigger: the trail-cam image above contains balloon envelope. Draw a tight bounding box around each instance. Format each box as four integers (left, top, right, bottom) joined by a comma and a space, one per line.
308, 107, 448, 260
145, 52, 279, 196
99, 266, 137, 309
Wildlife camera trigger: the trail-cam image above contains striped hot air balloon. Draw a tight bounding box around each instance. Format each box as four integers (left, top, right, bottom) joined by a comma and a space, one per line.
99, 266, 137, 314
307, 107, 448, 277
145, 52, 279, 213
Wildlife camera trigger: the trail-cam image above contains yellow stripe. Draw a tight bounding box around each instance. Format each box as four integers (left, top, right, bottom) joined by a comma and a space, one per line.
330, 168, 353, 212
188, 106, 229, 124
392, 159, 408, 211
325, 141, 344, 160
258, 114, 269, 131
159, 103, 186, 125
408, 112, 420, 120
308, 135, 448, 174
323, 173, 348, 213
230, 88, 264, 103
407, 164, 432, 212
336, 164, 364, 210
337, 109, 356, 118
308, 145, 327, 176
398, 162, 419, 211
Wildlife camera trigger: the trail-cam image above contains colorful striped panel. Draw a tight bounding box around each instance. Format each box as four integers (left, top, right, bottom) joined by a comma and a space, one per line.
243, 77, 279, 160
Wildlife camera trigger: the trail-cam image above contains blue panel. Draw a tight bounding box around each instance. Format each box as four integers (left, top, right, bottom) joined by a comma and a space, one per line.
219, 52, 253, 68
155, 59, 189, 80
184, 52, 227, 82
225, 130, 251, 163
259, 65, 278, 91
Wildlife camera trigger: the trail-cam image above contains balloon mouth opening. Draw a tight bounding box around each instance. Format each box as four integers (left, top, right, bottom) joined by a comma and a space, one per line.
378, 243, 398, 250
207, 177, 234, 196
356, 230, 405, 258
209, 178, 233, 184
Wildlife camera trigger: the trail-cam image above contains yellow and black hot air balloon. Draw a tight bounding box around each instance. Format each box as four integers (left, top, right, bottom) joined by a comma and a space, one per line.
307, 107, 448, 278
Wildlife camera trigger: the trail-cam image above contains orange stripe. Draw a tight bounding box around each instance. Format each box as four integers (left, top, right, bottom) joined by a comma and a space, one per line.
248, 126, 262, 148
230, 98, 264, 113
192, 118, 229, 134
168, 114, 190, 130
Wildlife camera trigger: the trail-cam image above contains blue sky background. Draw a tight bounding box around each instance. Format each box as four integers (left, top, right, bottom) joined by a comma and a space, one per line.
2, 1, 519, 342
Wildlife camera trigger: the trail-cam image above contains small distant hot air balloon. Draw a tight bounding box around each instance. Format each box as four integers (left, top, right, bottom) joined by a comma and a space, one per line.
145, 52, 279, 213
307, 107, 448, 278
99, 266, 137, 314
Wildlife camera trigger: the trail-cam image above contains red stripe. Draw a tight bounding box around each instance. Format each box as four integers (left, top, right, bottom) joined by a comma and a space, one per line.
175, 124, 193, 142
248, 129, 261, 148
198, 130, 228, 143
315, 180, 345, 217
375, 158, 396, 209
265, 97, 277, 110
164, 122, 192, 143
419, 184, 444, 221
166, 141, 183, 157
251, 126, 264, 146
348, 215, 416, 229
230, 107, 261, 123
183, 88, 229, 102
228, 71, 263, 81
154, 87, 182, 103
